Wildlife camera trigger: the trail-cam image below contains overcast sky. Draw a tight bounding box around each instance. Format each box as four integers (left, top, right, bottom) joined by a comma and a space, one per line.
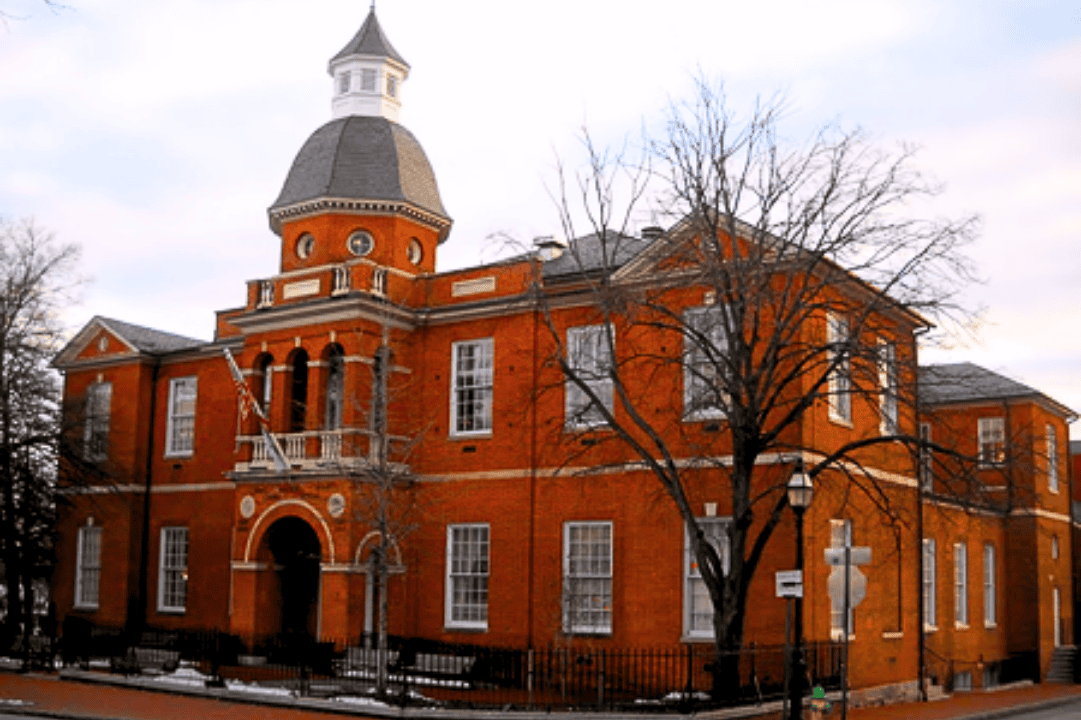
1, 0, 1078, 424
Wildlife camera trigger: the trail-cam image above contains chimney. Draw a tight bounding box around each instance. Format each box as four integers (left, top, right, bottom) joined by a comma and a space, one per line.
533, 235, 567, 261
641, 226, 664, 241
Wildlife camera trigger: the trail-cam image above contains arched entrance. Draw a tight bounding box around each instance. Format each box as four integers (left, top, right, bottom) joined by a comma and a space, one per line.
264, 517, 321, 642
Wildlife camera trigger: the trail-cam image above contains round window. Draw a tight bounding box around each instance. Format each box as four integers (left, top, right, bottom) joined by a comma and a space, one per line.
348, 230, 375, 257
407, 238, 423, 265
296, 233, 315, 259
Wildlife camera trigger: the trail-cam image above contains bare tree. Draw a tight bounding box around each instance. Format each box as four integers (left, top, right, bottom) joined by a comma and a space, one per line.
0, 217, 81, 645
0, 0, 69, 23
529, 80, 979, 697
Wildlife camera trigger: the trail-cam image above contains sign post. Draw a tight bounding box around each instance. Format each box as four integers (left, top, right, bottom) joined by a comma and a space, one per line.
776, 570, 803, 720
824, 546, 871, 720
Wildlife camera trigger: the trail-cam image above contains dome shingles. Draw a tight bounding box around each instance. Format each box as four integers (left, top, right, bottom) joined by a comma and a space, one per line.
269, 116, 449, 230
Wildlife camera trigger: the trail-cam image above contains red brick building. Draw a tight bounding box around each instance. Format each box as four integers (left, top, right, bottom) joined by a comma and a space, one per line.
51, 8, 1075, 699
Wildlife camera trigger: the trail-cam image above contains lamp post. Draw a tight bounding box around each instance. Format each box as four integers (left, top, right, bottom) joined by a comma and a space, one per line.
787, 460, 814, 720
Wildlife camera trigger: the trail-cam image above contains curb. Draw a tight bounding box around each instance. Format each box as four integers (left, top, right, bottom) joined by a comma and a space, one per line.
2, 670, 1079, 720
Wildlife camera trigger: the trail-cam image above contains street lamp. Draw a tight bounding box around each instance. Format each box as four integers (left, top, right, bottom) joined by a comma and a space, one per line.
787, 459, 814, 720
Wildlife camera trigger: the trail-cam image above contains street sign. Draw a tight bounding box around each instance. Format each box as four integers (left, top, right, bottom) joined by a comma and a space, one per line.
776, 570, 803, 598
828, 565, 867, 609
824, 546, 871, 566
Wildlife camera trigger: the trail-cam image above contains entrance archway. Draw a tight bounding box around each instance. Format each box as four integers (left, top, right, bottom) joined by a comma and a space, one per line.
265, 517, 321, 641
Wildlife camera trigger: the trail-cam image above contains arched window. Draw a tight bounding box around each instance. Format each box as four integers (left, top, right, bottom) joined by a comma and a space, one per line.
325, 345, 344, 430
290, 350, 309, 433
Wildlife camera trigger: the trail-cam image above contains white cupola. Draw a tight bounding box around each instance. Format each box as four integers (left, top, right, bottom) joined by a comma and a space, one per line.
328, 7, 410, 122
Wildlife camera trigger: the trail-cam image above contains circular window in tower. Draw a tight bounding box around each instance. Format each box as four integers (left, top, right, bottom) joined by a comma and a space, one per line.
296, 233, 315, 259
348, 230, 375, 257
407, 238, 423, 266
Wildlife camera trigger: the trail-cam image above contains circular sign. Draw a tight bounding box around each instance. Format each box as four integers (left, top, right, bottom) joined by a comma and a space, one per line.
239, 495, 256, 519
327, 493, 346, 518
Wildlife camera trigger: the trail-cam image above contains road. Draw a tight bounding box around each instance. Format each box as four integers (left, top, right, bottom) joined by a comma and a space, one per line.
996, 697, 1081, 720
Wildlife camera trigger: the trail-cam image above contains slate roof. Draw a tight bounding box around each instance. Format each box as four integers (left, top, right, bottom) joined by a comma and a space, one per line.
97, 316, 204, 355
330, 8, 408, 68
542, 232, 652, 278
919, 362, 1045, 406
269, 116, 447, 220
1070, 439, 1081, 456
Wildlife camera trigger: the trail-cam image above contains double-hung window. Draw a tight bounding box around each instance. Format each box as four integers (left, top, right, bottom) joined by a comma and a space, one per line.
683, 306, 728, 421
563, 521, 612, 634
1046, 424, 1059, 492
923, 538, 937, 628
451, 339, 494, 436
954, 542, 968, 627
165, 377, 197, 457
75, 525, 102, 610
158, 527, 188, 613
84, 382, 112, 461
445, 524, 489, 629
827, 314, 851, 423
565, 325, 614, 428
684, 518, 730, 638
977, 417, 1005, 466
878, 340, 898, 435
829, 520, 854, 637
983, 543, 996, 626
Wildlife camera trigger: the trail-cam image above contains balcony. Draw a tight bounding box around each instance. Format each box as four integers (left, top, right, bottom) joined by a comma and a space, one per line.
233, 428, 392, 474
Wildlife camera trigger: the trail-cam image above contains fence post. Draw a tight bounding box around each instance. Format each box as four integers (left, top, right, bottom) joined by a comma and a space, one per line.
685, 644, 694, 707
597, 649, 605, 707
527, 648, 534, 708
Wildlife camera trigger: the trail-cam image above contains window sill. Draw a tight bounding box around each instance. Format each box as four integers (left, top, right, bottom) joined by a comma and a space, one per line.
565, 629, 612, 637
444, 625, 488, 634
448, 431, 492, 441
164, 452, 193, 460
984, 622, 998, 630
157, 608, 186, 615
955, 622, 970, 630
881, 631, 904, 640
924, 625, 939, 633
72, 605, 99, 612
828, 414, 853, 428
829, 632, 855, 641
681, 634, 716, 644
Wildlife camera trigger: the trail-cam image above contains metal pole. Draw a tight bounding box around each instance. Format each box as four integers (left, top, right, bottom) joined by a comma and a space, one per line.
783, 596, 792, 720
788, 507, 806, 720
841, 545, 851, 720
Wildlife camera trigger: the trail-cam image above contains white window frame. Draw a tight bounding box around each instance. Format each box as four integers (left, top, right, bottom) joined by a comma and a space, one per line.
829, 520, 854, 638
977, 417, 1005, 467
157, 527, 188, 613
565, 325, 614, 429
919, 422, 933, 492
84, 381, 112, 462
684, 517, 731, 639
361, 68, 377, 91
878, 340, 898, 435
450, 339, 494, 437
983, 543, 996, 627
338, 71, 350, 95
683, 306, 728, 421
954, 542, 968, 627
165, 377, 197, 458
74, 525, 102, 610
445, 524, 490, 630
923, 538, 937, 629
1046, 423, 1058, 492
827, 313, 851, 424
563, 521, 612, 635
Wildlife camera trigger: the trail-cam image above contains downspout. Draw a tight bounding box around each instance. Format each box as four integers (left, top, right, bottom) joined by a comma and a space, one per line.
913, 325, 929, 702
132, 358, 160, 641
527, 259, 540, 650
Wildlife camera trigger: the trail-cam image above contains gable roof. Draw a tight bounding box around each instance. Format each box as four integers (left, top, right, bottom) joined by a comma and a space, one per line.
541, 232, 652, 279
96, 317, 204, 354
53, 315, 206, 370
919, 362, 1076, 418
330, 9, 408, 68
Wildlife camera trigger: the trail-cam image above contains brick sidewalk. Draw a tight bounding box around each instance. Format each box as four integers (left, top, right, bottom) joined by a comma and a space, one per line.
0, 670, 1078, 720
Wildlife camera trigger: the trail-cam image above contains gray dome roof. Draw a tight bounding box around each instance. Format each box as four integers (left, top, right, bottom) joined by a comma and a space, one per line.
269, 115, 449, 231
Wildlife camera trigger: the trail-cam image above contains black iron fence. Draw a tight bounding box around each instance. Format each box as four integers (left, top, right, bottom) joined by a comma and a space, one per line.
52, 620, 843, 711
